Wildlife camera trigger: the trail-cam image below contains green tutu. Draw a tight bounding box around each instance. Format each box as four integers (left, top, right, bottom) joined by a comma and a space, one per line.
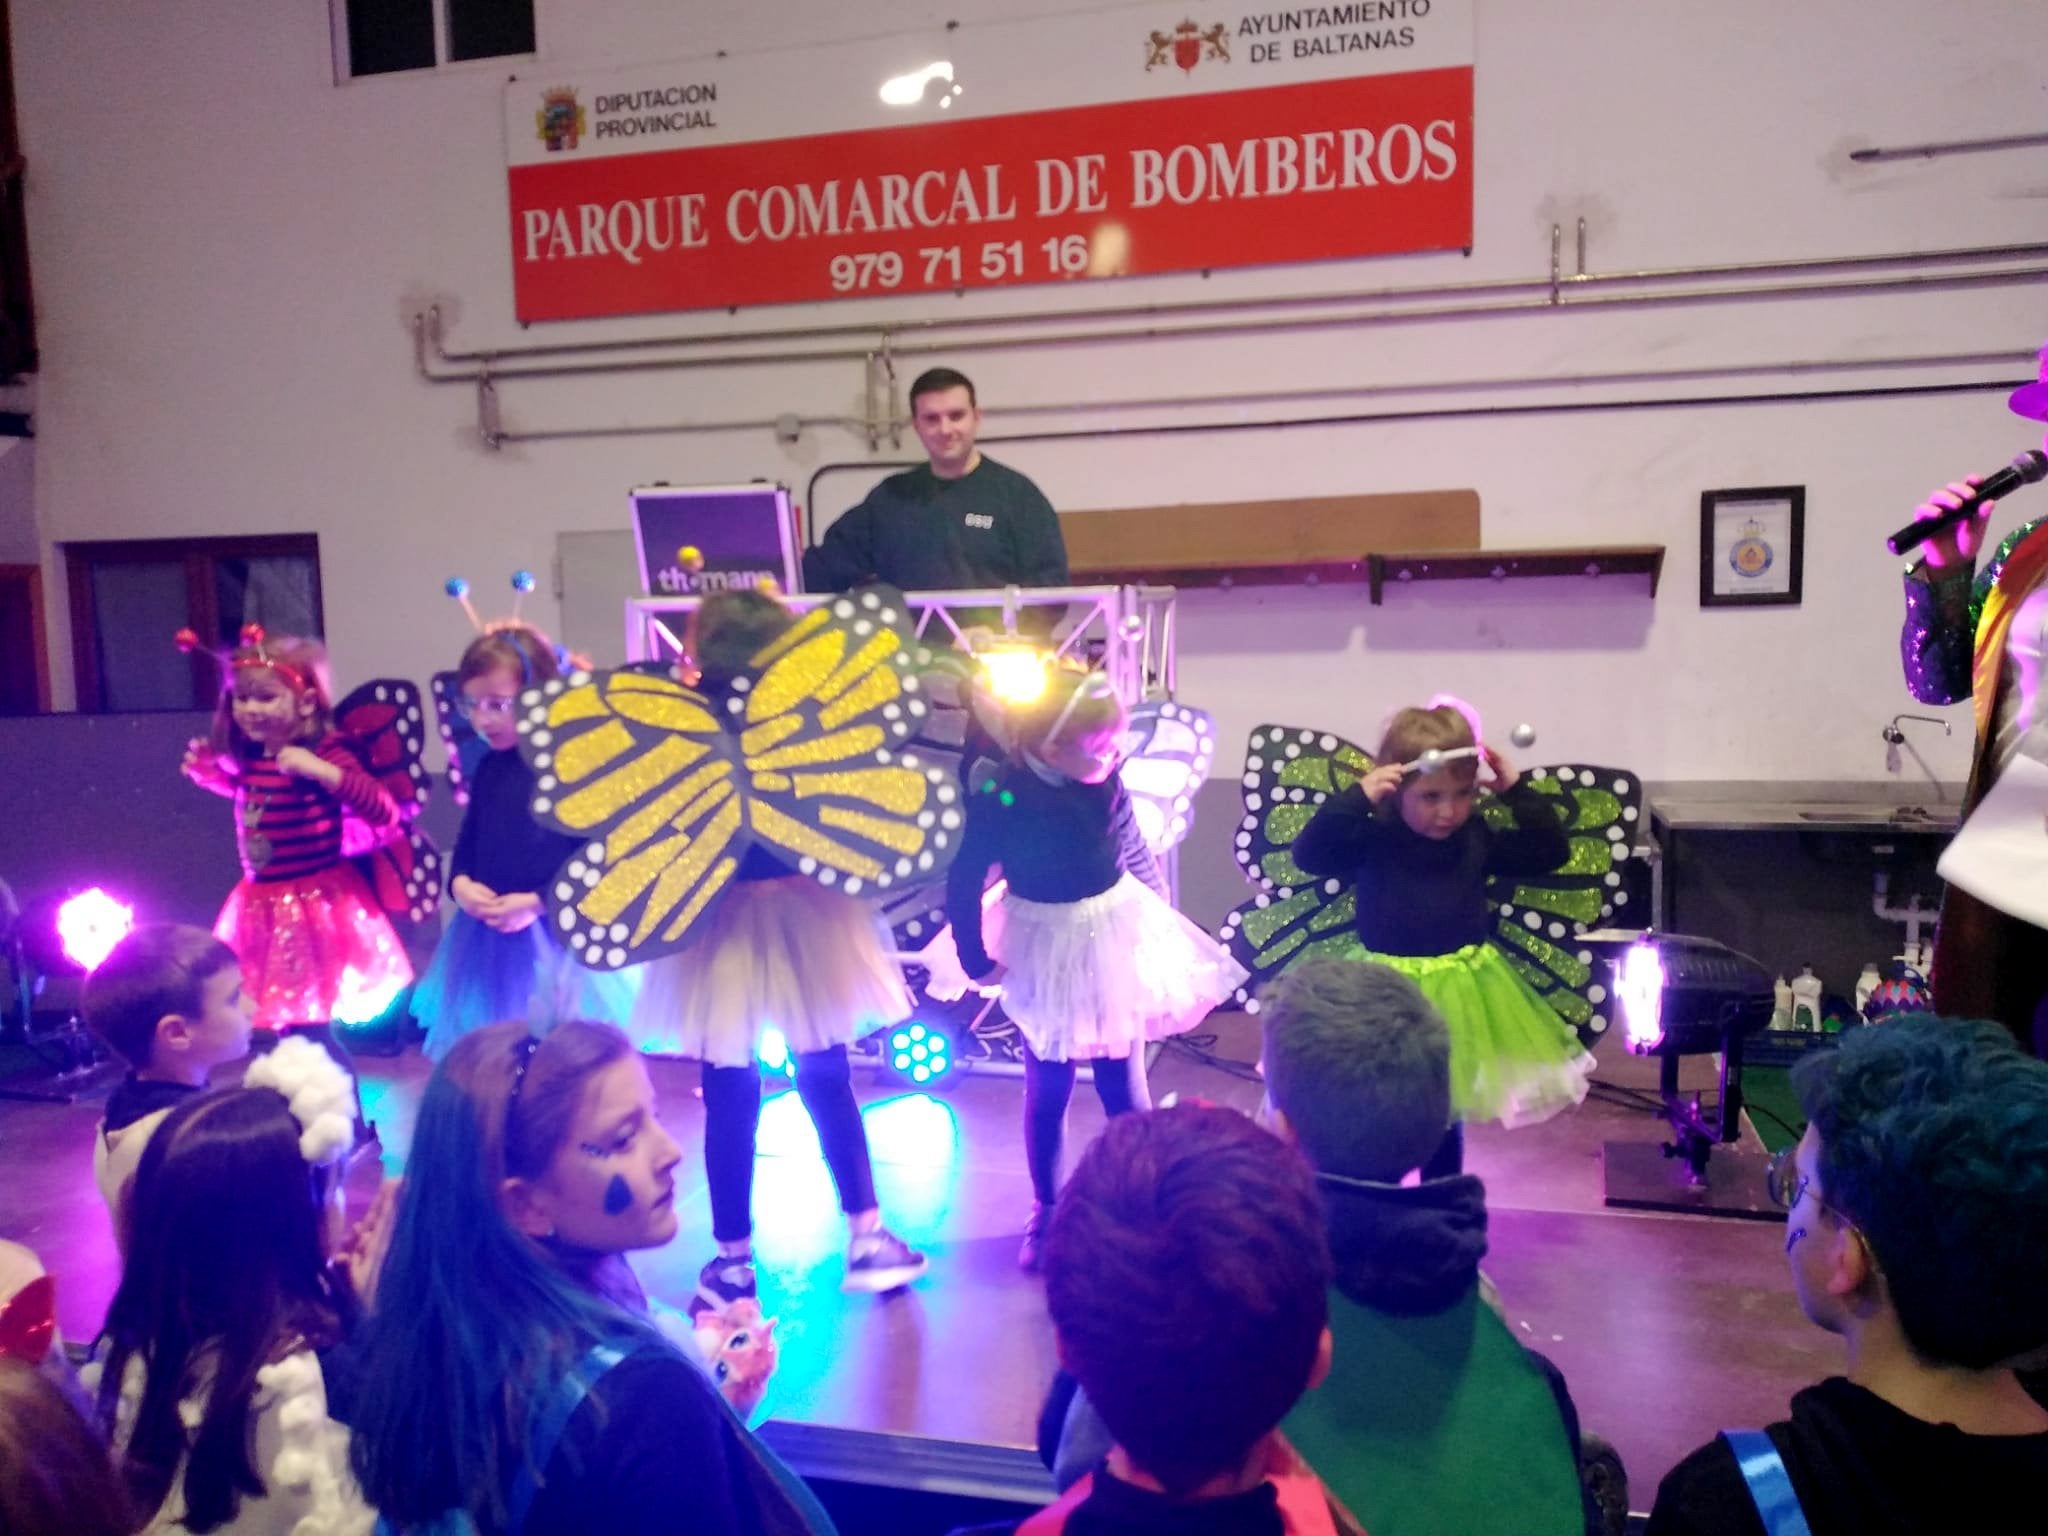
1347, 941, 1594, 1128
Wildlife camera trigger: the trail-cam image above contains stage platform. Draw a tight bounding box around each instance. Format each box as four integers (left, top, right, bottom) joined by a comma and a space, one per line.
4, 1016, 1831, 1520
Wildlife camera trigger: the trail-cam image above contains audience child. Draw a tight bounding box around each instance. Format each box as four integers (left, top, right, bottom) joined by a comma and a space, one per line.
348, 1020, 834, 1536
1647, 1015, 2048, 1536
964, 1103, 1349, 1536
82, 922, 253, 1248
1048, 960, 1588, 1535
95, 1036, 373, 1534
1257, 960, 1586, 1536
0, 1357, 138, 1536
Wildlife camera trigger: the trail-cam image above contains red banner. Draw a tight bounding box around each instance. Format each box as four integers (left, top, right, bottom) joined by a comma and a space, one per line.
507, 67, 1472, 323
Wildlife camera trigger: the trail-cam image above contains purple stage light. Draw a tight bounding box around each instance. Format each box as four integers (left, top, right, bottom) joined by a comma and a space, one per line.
1617, 938, 1667, 1054
56, 888, 135, 972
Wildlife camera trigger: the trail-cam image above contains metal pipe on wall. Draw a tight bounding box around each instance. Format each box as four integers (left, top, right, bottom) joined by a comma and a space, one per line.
415, 262, 2048, 396
484, 350, 2033, 452
424, 239, 2048, 367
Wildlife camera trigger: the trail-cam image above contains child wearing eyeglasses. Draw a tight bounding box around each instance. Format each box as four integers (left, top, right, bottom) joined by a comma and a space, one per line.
412, 625, 637, 1060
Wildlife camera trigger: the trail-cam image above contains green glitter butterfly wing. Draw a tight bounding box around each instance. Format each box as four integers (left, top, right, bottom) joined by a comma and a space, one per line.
1215, 723, 1378, 1008
1218, 876, 1365, 1012
1483, 764, 1644, 1046
1233, 724, 1377, 893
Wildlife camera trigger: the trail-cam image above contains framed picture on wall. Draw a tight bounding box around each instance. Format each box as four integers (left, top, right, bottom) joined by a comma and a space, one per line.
1700, 486, 1804, 608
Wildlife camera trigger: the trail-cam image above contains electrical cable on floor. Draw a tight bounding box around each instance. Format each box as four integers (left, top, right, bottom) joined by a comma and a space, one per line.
1160, 1034, 1265, 1084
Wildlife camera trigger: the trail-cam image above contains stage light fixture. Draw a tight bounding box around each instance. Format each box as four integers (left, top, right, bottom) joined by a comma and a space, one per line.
758, 1026, 796, 1079
887, 1021, 951, 1086
54, 888, 134, 973
1580, 930, 1780, 1214
978, 645, 1050, 706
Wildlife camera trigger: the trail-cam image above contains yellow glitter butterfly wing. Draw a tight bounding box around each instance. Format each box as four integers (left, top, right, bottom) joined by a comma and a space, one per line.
518, 669, 747, 970
732, 590, 963, 900
515, 589, 963, 968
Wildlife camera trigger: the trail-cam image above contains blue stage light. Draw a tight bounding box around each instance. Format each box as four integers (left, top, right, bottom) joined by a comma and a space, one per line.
885, 1021, 951, 1086
758, 1026, 795, 1078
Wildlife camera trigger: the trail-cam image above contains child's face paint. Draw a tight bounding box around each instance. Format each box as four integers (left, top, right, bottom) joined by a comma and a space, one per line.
231, 668, 313, 749
526, 1055, 684, 1253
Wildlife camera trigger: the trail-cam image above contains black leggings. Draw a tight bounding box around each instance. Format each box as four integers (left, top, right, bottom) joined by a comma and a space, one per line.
1024, 1048, 1150, 1206
702, 1046, 877, 1245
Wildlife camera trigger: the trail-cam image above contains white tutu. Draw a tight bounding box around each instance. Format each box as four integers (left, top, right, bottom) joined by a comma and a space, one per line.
629, 876, 912, 1067
920, 873, 1247, 1062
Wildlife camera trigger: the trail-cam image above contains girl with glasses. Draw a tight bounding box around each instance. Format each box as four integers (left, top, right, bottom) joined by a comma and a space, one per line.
413, 626, 637, 1061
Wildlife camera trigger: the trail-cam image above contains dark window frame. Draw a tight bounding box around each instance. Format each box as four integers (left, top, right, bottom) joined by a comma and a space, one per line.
330, 0, 537, 82
64, 534, 324, 713
0, 0, 39, 375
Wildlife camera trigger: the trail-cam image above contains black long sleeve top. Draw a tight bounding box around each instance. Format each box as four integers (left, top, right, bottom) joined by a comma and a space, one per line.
450, 748, 583, 895
1291, 780, 1569, 957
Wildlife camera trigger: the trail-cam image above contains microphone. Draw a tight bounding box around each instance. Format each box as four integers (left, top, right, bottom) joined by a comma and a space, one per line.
1886, 450, 2048, 557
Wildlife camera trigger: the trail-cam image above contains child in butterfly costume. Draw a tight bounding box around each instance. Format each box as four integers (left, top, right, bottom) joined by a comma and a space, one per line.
414, 587, 637, 1060
923, 666, 1248, 1269
1289, 702, 1595, 1171
518, 588, 949, 1309
178, 627, 435, 1035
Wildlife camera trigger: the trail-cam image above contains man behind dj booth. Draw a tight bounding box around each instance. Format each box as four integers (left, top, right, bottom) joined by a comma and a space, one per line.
802, 367, 1070, 597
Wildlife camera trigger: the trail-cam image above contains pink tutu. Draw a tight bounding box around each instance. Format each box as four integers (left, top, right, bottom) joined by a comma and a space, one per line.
920, 874, 1246, 1063
214, 863, 414, 1030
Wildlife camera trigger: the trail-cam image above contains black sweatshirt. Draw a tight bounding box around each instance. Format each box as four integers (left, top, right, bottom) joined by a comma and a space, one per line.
945, 764, 1163, 980
803, 457, 1069, 594
1290, 781, 1568, 956
1646, 1376, 2048, 1536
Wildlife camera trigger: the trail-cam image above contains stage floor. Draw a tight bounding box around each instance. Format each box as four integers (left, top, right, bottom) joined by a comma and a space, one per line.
4, 1018, 1832, 1514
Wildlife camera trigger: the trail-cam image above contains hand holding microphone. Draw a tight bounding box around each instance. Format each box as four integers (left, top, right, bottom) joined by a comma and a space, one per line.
1886, 451, 2048, 563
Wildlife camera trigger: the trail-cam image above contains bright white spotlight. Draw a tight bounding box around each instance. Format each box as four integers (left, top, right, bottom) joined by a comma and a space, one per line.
759, 1026, 795, 1079
1617, 939, 1667, 1054
979, 646, 1050, 705
879, 61, 953, 106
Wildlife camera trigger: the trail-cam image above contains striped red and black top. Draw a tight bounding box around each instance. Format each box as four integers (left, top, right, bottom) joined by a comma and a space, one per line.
205, 733, 398, 882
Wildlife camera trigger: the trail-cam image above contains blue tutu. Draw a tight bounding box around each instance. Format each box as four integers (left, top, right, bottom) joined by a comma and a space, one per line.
415, 909, 640, 1061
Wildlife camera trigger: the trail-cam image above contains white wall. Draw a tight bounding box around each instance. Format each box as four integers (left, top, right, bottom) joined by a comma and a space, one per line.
14, 0, 2048, 786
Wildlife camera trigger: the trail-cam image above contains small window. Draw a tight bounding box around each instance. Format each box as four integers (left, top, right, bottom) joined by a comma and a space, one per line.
64, 536, 324, 713
331, 0, 535, 81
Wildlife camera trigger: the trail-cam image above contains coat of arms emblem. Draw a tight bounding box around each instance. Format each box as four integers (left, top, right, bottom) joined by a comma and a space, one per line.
1146, 20, 1231, 74
536, 88, 586, 153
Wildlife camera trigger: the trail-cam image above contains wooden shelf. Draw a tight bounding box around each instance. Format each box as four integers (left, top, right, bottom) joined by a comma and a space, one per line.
1067, 558, 1368, 591
1365, 545, 1665, 605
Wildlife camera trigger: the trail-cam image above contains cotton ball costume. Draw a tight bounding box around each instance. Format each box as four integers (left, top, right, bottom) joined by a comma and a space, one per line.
244, 1033, 359, 1167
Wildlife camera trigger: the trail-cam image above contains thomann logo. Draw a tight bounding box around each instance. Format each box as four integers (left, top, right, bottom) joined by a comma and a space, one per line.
653, 565, 781, 595
536, 87, 585, 153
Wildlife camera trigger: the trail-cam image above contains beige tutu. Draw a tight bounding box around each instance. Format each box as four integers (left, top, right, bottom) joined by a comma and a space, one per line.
920, 874, 1247, 1063
629, 876, 912, 1067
